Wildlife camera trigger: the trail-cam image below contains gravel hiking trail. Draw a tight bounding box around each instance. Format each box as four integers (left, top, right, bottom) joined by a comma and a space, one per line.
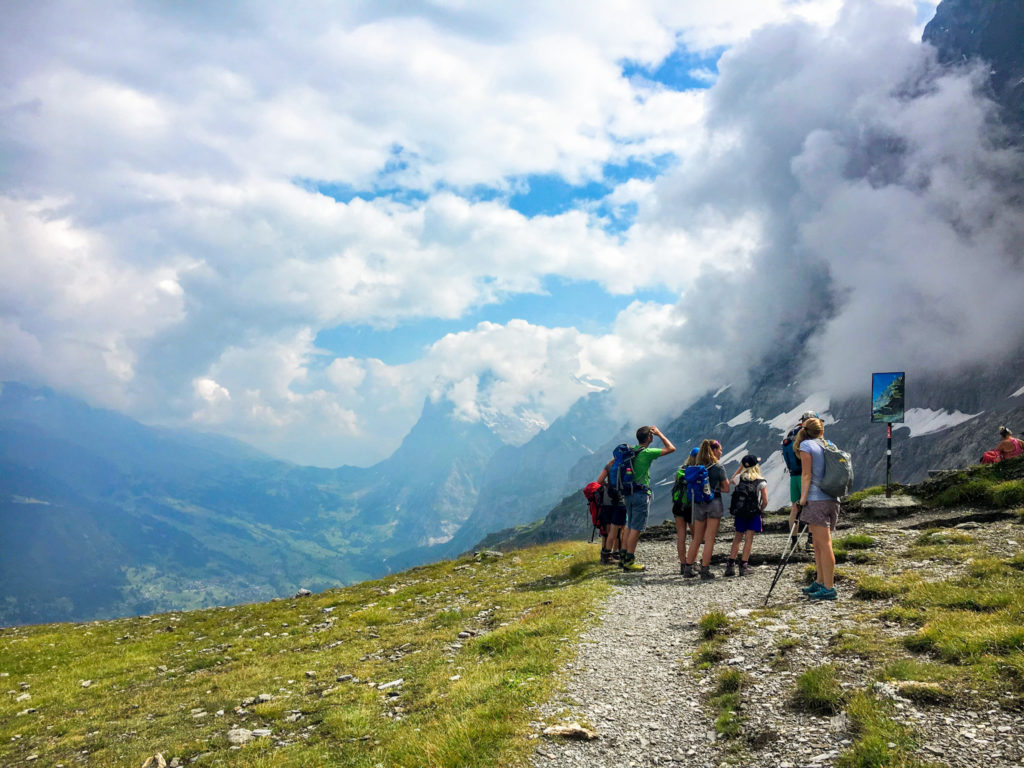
529, 513, 1024, 768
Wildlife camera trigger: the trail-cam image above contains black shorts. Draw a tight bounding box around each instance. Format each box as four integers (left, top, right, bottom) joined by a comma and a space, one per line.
600, 504, 627, 527
672, 501, 692, 523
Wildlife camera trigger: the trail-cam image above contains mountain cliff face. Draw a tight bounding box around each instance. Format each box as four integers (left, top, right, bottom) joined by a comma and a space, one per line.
924, 0, 1024, 130
482, 347, 1024, 549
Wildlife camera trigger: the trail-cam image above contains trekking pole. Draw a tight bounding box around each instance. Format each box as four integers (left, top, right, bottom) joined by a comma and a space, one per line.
764, 521, 805, 606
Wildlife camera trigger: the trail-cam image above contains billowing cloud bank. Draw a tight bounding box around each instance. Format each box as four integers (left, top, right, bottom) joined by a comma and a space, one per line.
5, 0, 1020, 466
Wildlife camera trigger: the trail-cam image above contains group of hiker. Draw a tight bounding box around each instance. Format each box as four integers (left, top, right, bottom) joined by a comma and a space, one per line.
583, 410, 848, 601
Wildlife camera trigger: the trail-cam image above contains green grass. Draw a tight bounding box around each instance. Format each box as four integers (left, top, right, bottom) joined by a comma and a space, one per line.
708, 668, 749, 739
845, 485, 889, 505
830, 628, 887, 658
694, 637, 726, 668
697, 609, 731, 639
0, 542, 613, 768
791, 664, 844, 714
835, 691, 928, 768
854, 574, 914, 601
834, 533, 877, 550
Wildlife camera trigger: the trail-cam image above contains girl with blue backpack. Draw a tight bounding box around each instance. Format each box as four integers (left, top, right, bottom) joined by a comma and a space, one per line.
682, 439, 730, 579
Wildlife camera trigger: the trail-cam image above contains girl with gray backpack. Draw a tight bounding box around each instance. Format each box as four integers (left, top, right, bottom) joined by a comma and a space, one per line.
795, 417, 845, 601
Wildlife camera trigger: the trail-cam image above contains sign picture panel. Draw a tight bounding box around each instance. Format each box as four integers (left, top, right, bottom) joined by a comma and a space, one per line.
871, 371, 905, 423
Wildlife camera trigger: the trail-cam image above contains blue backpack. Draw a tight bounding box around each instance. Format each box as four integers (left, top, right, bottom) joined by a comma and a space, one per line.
684, 464, 714, 504
781, 427, 802, 474
610, 444, 641, 494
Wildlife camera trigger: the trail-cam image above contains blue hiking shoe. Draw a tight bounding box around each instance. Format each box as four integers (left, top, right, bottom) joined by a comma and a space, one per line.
801, 581, 824, 594
809, 586, 837, 601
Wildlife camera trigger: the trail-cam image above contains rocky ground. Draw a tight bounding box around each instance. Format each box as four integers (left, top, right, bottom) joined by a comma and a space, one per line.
529, 504, 1024, 768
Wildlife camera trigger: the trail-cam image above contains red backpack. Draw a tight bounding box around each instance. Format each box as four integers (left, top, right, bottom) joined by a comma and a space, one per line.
582, 482, 605, 541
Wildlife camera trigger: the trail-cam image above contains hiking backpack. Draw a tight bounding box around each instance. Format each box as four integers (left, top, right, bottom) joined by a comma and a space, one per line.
671, 467, 688, 514
729, 478, 762, 518
816, 438, 854, 499
610, 443, 641, 494
781, 427, 802, 474
684, 464, 714, 504
582, 482, 605, 541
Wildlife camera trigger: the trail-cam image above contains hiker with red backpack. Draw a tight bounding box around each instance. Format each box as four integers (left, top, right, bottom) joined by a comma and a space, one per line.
682, 439, 729, 579
597, 425, 675, 572
724, 454, 768, 576
583, 480, 627, 564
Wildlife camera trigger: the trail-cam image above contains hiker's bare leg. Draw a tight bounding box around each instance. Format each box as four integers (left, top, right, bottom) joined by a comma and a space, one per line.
624, 526, 641, 554
729, 532, 742, 560
686, 520, 706, 564
606, 524, 620, 551
700, 518, 720, 567
674, 516, 689, 563
742, 530, 755, 561
810, 523, 835, 588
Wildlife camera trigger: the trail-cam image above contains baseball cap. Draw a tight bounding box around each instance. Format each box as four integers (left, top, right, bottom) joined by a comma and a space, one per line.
690, 446, 699, 457
800, 410, 819, 421
740, 454, 760, 468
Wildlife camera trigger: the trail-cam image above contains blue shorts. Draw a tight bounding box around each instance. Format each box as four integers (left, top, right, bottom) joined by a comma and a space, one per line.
625, 490, 650, 532
734, 514, 763, 534
600, 503, 627, 527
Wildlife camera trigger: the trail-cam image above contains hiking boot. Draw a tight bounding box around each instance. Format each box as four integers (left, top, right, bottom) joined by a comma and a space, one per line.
621, 557, 646, 572
802, 581, 824, 594
682, 563, 697, 578
600, 549, 612, 564
809, 586, 837, 601
611, 550, 623, 562
739, 562, 752, 577
723, 560, 736, 577
699, 565, 715, 580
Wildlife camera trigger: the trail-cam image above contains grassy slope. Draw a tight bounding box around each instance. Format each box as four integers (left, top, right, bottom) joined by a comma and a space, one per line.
0, 542, 612, 768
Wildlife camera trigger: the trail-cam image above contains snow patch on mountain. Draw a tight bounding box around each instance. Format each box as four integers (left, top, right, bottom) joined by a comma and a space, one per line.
760, 451, 791, 510
893, 408, 981, 438
766, 394, 831, 435
1013, 384, 1024, 398
727, 409, 753, 428
714, 384, 732, 398
721, 441, 749, 467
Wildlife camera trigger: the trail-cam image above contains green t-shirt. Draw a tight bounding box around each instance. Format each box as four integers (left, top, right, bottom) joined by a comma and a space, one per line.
631, 446, 663, 488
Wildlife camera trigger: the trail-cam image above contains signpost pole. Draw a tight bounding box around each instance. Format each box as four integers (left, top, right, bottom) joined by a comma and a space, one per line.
886, 423, 893, 498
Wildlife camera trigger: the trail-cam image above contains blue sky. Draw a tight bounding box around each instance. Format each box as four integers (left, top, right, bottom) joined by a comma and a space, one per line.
15, 0, 1017, 471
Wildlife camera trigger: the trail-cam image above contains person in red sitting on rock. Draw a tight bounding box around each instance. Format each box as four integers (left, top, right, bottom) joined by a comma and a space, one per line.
983, 426, 1024, 463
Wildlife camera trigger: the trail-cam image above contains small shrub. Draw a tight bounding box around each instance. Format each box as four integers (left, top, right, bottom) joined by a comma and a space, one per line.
931, 478, 996, 508
695, 637, 726, 667
792, 664, 844, 714
715, 667, 747, 695
992, 479, 1024, 508
698, 610, 731, 639
709, 691, 742, 738
776, 636, 799, 655
835, 533, 876, 550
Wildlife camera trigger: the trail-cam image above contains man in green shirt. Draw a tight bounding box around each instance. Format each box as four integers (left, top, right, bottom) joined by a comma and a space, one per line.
598, 425, 675, 572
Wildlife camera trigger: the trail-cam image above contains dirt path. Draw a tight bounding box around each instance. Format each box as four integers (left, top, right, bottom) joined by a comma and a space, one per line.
530, 512, 1024, 768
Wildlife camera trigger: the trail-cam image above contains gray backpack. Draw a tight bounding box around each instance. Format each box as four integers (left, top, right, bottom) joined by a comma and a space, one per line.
816, 438, 853, 499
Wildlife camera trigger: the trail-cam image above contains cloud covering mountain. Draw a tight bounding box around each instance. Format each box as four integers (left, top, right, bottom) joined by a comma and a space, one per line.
10, 0, 1022, 471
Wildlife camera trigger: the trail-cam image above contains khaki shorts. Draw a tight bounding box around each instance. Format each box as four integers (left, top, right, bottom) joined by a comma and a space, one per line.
693, 497, 724, 523
799, 499, 840, 530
